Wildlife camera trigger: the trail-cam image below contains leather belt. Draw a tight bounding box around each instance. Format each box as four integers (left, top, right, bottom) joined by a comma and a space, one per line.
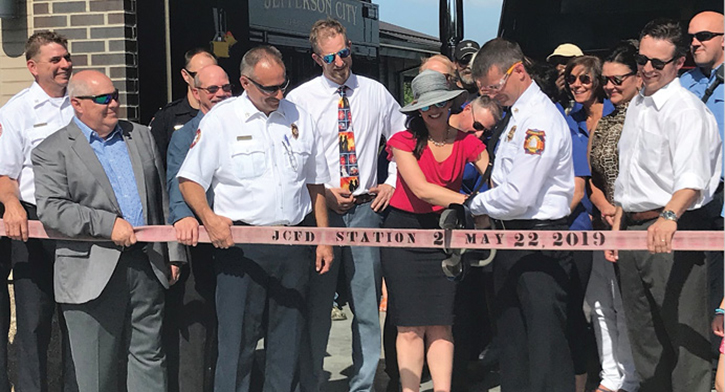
491, 218, 567, 230
353, 193, 376, 205
625, 208, 663, 224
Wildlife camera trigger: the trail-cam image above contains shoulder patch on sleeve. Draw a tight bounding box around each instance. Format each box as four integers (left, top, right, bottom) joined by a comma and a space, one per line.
189, 129, 201, 149
523, 129, 545, 155
0, 122, 3, 138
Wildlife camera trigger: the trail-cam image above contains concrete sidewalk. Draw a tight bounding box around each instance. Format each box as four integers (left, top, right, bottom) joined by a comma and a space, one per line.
321, 307, 501, 392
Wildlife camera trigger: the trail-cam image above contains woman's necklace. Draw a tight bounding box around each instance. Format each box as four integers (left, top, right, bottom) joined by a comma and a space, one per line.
428, 128, 451, 147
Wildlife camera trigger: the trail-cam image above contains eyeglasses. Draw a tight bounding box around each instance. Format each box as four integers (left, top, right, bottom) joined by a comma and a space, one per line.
480, 61, 521, 94
470, 107, 487, 132
196, 84, 232, 94
184, 69, 197, 78
602, 72, 635, 86
689, 31, 724, 43
75, 89, 119, 105
420, 101, 449, 112
635, 54, 675, 71
566, 73, 593, 85
244, 76, 289, 95
319, 47, 351, 64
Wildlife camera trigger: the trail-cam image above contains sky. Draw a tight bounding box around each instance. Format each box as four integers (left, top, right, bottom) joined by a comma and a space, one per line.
377, 0, 504, 46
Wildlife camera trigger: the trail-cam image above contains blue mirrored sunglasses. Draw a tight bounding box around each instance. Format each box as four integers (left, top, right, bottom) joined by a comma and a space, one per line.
321, 47, 351, 64
420, 101, 449, 112
76, 89, 119, 105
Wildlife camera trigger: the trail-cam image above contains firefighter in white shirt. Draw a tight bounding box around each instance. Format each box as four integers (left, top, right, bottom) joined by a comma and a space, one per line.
468, 38, 577, 392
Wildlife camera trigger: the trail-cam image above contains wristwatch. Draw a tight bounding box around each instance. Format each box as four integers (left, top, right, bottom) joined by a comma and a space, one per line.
659, 210, 678, 222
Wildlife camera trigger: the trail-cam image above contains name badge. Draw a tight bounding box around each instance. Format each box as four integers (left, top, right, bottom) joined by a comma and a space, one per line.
236, 135, 252, 141
33, 122, 48, 128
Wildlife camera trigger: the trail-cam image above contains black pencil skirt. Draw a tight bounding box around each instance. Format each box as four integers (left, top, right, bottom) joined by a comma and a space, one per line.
381, 208, 456, 327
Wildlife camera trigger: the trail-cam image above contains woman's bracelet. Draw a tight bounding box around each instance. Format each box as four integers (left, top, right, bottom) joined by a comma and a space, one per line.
715, 308, 725, 316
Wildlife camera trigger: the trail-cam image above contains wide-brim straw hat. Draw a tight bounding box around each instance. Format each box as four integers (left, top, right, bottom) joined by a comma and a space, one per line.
400, 70, 467, 114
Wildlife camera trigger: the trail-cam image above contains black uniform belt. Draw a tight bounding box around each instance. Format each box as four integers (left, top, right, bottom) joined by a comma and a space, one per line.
353, 193, 376, 205
491, 218, 567, 230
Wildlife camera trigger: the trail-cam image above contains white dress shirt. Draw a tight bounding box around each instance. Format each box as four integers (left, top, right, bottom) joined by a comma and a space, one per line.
469, 82, 574, 220
286, 73, 407, 195
0, 82, 73, 204
177, 92, 330, 226
614, 78, 722, 212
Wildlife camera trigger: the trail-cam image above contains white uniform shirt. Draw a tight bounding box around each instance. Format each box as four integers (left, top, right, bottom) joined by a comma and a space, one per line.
177, 92, 330, 226
286, 73, 407, 194
469, 82, 574, 220
614, 78, 722, 212
0, 82, 73, 204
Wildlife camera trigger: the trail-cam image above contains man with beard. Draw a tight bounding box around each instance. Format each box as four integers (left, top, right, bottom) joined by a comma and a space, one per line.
165, 64, 233, 392
286, 17, 406, 392
0, 30, 77, 392
454, 39, 481, 102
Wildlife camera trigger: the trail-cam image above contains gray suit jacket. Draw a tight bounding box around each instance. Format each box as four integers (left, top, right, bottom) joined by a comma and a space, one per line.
31, 119, 186, 304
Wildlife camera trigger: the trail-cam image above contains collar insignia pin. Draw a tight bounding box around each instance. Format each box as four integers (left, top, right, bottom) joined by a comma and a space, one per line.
506, 125, 517, 141
291, 123, 299, 139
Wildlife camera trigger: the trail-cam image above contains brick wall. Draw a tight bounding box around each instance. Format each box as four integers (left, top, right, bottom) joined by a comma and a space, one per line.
0, 0, 140, 120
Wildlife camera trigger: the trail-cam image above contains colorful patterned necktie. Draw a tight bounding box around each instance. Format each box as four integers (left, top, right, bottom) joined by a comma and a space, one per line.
337, 86, 359, 192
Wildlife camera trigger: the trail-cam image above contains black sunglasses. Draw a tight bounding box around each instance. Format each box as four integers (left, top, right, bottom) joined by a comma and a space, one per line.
635, 54, 675, 70
184, 69, 197, 78
197, 84, 232, 94
245, 76, 289, 95
470, 106, 487, 132
566, 74, 593, 85
603, 72, 636, 86
320, 47, 351, 64
75, 89, 119, 105
690, 31, 724, 43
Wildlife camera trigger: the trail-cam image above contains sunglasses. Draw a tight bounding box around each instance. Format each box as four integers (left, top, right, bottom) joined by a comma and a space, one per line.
197, 84, 233, 94
602, 72, 636, 86
635, 54, 675, 70
75, 89, 119, 105
470, 107, 487, 132
245, 76, 289, 95
566, 74, 593, 85
689, 31, 724, 43
320, 47, 351, 65
420, 101, 449, 112
480, 61, 521, 94
184, 69, 197, 78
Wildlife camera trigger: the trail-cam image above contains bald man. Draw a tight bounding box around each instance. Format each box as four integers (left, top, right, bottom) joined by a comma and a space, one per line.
680, 10, 725, 363
165, 64, 232, 392
149, 48, 217, 167
32, 70, 186, 392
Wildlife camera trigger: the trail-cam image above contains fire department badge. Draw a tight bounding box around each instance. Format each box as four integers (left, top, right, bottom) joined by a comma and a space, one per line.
190, 129, 201, 148
506, 125, 517, 141
0, 122, 3, 138
523, 129, 545, 155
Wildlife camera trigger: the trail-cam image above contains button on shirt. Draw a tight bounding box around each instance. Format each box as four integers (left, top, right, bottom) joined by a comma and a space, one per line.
177, 93, 330, 226
286, 73, 407, 194
0, 82, 73, 204
680, 65, 724, 178
469, 82, 574, 220
74, 118, 144, 227
614, 78, 722, 212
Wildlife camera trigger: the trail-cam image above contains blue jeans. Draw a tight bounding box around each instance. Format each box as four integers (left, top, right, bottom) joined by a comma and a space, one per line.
299, 203, 383, 392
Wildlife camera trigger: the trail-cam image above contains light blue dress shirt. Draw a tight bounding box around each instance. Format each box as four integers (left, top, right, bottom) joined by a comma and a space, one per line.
74, 117, 144, 227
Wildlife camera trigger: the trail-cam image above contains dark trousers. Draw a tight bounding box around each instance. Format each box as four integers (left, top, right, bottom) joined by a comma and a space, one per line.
12, 204, 76, 392
704, 188, 724, 360
0, 235, 10, 392
214, 243, 311, 392
494, 240, 575, 392
618, 214, 711, 392
165, 244, 217, 392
